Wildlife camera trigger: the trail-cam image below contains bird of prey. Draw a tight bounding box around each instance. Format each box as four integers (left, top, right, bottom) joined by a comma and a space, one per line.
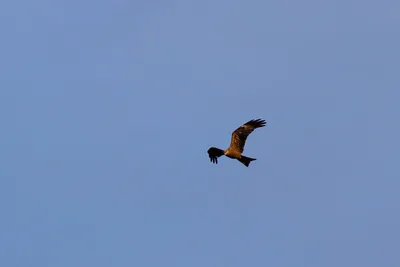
207, 119, 266, 167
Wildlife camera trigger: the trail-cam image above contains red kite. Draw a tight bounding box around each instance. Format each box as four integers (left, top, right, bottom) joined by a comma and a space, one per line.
207, 119, 266, 167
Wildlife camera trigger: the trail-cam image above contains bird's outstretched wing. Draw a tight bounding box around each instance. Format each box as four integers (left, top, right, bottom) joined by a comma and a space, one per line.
207, 147, 225, 164
229, 119, 266, 153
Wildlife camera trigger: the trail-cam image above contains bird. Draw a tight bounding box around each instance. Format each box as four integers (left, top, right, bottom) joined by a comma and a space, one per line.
207, 119, 266, 167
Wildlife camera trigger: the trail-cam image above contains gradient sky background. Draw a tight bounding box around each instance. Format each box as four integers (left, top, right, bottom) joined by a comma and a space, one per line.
1, 0, 400, 266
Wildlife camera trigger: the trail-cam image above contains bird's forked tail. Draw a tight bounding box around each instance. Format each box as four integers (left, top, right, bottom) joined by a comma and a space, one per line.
238, 156, 256, 167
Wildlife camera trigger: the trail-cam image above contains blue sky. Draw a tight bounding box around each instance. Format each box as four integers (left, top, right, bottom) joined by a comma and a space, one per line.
1, 0, 400, 266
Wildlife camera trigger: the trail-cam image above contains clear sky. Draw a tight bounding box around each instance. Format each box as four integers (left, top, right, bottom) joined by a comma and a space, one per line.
1, 0, 400, 266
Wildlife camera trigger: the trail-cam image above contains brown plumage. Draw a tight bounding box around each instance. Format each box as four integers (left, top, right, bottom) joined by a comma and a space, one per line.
207, 119, 266, 167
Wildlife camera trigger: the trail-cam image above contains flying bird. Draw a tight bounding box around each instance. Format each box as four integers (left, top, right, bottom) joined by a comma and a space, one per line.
207, 119, 266, 167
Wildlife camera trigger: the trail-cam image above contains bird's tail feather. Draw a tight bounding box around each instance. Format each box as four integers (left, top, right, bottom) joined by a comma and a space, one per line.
238, 156, 256, 167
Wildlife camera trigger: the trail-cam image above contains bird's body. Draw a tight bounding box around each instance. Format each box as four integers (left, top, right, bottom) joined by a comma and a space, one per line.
224, 148, 242, 159
207, 119, 266, 167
